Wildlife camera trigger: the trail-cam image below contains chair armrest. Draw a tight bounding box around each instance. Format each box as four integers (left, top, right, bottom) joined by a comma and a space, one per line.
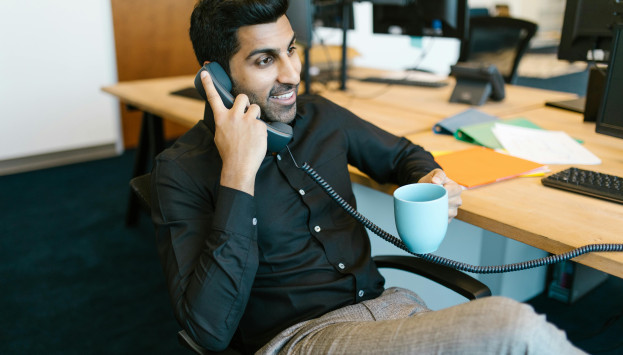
373, 255, 491, 300
129, 173, 152, 213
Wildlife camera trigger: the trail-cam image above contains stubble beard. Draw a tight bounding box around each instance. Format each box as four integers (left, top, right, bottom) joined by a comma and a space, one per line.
232, 83, 298, 124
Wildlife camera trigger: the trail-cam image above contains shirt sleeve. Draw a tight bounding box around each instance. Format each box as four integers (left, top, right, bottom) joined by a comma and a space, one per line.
151, 158, 258, 351
334, 103, 441, 185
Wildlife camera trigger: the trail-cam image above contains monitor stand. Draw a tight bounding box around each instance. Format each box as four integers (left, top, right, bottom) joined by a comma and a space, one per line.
545, 66, 606, 121
545, 97, 586, 114
339, 0, 352, 91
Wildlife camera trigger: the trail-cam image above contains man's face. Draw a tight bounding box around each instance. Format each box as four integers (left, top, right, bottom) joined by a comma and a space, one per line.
229, 15, 301, 124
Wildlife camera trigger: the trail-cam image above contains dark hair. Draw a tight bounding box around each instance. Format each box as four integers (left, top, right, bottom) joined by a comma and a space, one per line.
189, 0, 289, 74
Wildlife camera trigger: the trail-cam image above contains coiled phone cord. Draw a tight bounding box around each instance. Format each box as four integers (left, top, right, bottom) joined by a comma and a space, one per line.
300, 162, 623, 274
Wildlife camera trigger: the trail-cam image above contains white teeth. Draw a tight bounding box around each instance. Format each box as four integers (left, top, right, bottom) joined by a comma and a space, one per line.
271, 91, 294, 100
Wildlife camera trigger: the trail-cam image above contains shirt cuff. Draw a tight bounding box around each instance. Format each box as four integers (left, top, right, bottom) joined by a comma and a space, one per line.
212, 185, 257, 240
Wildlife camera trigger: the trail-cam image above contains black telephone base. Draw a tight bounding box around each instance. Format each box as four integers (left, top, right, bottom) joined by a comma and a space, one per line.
449, 78, 492, 106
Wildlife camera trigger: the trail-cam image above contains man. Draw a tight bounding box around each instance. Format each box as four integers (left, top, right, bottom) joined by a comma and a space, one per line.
151, 0, 585, 353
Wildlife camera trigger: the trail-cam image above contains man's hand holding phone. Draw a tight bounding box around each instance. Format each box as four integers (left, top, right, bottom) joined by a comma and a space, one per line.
200, 70, 267, 196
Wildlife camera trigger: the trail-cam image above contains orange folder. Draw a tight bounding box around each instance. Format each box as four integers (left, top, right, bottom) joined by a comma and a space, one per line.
434, 147, 546, 189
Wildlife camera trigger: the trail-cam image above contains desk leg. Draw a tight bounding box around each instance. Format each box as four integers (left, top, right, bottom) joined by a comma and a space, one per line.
126, 111, 164, 226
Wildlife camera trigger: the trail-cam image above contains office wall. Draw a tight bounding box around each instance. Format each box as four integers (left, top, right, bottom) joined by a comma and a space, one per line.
110, 0, 197, 149
0, 1, 120, 173
469, 0, 540, 17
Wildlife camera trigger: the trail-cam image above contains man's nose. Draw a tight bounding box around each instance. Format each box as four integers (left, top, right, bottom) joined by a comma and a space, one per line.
278, 56, 301, 85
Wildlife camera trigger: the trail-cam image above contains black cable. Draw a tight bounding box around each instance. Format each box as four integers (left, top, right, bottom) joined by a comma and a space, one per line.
406, 37, 436, 73
301, 162, 623, 274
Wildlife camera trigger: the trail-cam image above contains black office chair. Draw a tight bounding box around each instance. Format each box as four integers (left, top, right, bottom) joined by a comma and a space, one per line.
130, 173, 491, 354
459, 16, 538, 84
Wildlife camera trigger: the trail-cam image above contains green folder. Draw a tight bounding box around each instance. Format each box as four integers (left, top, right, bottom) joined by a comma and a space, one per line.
454, 117, 541, 149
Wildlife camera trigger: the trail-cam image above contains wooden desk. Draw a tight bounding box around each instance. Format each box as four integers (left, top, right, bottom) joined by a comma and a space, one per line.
102, 76, 203, 128
103, 75, 436, 137
400, 107, 623, 278
102, 68, 578, 137
335, 67, 578, 119
104, 71, 573, 191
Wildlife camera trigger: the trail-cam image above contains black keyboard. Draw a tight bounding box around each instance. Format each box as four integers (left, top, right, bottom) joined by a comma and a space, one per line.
358, 76, 448, 88
541, 167, 623, 204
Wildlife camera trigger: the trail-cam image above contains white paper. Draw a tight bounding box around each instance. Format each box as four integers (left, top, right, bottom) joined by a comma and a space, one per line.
491, 124, 601, 165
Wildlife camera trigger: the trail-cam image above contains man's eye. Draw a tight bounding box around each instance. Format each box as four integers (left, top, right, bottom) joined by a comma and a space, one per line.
287, 46, 297, 56
258, 57, 273, 66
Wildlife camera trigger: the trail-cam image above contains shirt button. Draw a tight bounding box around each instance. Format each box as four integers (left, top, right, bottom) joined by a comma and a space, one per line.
299, 189, 305, 196
338, 263, 345, 270
252, 218, 257, 226
277, 154, 282, 161
358, 290, 365, 297
314, 225, 321, 232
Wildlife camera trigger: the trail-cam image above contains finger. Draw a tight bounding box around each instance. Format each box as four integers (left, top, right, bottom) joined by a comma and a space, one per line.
447, 188, 463, 209
450, 197, 463, 210
245, 104, 261, 120
231, 93, 250, 116
200, 70, 227, 115
446, 183, 462, 198
431, 169, 448, 185
418, 168, 439, 183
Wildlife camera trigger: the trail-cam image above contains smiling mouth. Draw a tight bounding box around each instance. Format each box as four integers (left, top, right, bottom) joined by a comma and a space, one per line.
270, 91, 294, 100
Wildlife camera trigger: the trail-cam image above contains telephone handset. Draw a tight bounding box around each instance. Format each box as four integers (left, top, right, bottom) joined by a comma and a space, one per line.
194, 62, 293, 152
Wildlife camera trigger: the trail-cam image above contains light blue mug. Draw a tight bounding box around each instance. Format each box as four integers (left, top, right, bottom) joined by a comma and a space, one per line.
393, 183, 448, 254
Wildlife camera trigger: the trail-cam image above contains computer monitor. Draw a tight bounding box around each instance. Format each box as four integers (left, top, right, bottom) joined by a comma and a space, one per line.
313, 0, 354, 30
372, 0, 468, 41
286, 0, 314, 92
286, 0, 314, 48
287, 1, 355, 93
556, 0, 623, 139
596, 25, 623, 139
287, 0, 355, 46
558, 0, 623, 63
549, 0, 623, 122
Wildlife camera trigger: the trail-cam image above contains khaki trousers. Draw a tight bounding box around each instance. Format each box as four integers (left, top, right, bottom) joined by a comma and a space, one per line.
257, 287, 585, 355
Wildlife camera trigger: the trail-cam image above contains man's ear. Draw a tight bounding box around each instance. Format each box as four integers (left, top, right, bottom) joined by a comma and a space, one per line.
203, 60, 211, 66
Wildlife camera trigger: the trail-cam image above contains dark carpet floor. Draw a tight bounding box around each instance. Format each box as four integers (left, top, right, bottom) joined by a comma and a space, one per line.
0, 152, 181, 354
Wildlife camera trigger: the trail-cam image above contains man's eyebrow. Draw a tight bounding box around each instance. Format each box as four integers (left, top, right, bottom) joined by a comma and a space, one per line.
246, 34, 297, 59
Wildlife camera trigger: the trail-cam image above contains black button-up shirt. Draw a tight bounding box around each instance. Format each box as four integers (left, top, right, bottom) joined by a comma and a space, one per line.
151, 95, 440, 353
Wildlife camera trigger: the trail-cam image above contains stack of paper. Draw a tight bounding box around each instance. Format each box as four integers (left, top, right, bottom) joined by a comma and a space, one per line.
491, 124, 601, 165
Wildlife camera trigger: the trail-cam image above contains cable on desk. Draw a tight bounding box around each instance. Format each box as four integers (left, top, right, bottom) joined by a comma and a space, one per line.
301, 162, 623, 274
